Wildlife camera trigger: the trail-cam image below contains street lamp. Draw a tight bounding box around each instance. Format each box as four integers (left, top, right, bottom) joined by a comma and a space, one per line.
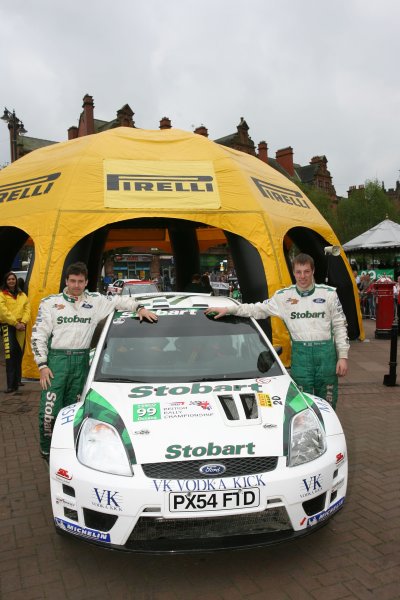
1, 107, 27, 162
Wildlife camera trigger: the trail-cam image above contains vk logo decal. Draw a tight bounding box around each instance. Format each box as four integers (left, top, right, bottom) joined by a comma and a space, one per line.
300, 474, 323, 497
92, 488, 122, 511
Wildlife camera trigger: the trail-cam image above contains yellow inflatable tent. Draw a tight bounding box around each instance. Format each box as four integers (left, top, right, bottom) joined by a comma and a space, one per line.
0, 127, 363, 377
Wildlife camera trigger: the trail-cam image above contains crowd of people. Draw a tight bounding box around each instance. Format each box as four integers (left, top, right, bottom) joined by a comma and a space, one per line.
353, 269, 400, 320
153, 269, 240, 297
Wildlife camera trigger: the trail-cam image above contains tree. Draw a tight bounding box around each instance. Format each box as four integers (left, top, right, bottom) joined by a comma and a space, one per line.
297, 183, 339, 235
337, 179, 399, 243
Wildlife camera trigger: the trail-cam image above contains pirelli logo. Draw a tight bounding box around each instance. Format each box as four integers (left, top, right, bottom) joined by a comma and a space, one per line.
104, 160, 220, 209
0, 172, 61, 204
251, 178, 311, 209
107, 174, 214, 193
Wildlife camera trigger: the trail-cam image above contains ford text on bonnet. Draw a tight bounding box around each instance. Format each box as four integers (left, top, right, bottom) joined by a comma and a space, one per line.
50, 293, 347, 552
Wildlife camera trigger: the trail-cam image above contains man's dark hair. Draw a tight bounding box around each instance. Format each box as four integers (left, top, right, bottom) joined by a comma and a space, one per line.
292, 253, 314, 270
65, 262, 88, 279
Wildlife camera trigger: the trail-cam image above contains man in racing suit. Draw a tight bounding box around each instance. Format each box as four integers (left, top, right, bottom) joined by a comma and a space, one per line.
31, 262, 158, 459
206, 253, 349, 409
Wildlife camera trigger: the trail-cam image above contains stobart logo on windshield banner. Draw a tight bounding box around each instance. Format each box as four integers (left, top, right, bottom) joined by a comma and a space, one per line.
0, 173, 61, 204
129, 382, 262, 398
104, 160, 220, 209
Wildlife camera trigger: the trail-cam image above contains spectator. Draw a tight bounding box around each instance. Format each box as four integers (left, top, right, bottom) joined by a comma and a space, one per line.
394, 275, 400, 322
359, 274, 372, 318
0, 272, 31, 394
352, 270, 361, 288
200, 274, 213, 293
184, 273, 204, 293
365, 279, 376, 320
164, 273, 171, 291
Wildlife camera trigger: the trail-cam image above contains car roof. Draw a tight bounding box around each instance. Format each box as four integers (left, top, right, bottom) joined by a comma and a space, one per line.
123, 292, 239, 309
124, 280, 154, 285
117, 278, 141, 283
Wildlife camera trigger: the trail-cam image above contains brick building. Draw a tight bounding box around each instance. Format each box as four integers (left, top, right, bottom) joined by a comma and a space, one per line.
4, 94, 337, 198
387, 181, 400, 211
348, 181, 400, 212
214, 117, 336, 199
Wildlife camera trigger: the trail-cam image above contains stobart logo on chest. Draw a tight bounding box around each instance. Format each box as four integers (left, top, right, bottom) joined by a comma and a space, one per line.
56, 316, 92, 324
290, 310, 326, 320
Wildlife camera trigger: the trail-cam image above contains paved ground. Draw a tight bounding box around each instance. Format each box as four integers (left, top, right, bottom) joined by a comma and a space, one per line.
0, 319, 399, 600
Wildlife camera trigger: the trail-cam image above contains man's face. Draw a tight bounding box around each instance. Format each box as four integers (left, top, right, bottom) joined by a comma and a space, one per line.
65, 274, 87, 297
293, 262, 314, 290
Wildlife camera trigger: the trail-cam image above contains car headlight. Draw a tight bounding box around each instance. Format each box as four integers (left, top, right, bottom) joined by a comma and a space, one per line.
288, 409, 326, 467
77, 418, 133, 476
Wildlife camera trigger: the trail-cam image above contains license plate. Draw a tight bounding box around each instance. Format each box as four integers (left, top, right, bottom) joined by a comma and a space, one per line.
169, 488, 260, 512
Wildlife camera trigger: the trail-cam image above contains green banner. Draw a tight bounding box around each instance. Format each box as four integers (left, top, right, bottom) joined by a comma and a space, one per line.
361, 268, 394, 280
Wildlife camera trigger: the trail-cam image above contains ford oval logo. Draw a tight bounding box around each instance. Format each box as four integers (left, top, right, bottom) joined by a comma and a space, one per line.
199, 463, 226, 475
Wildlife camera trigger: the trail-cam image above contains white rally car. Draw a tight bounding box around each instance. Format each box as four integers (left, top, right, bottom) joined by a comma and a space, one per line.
50, 293, 347, 552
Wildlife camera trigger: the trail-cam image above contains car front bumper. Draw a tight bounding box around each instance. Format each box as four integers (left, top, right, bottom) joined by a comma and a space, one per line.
51, 435, 347, 552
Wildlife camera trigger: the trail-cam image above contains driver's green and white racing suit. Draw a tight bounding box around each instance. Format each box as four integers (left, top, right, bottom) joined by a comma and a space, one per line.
229, 284, 349, 409
32, 289, 143, 455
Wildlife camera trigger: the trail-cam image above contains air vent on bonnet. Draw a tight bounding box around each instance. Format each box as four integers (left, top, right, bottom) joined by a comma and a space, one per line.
150, 298, 170, 308
218, 394, 259, 420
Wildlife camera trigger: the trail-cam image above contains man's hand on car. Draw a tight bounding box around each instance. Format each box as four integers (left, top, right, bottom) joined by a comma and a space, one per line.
204, 307, 229, 319
138, 307, 158, 322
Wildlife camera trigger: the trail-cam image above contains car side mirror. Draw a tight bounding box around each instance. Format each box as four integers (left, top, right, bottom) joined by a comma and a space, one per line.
257, 350, 275, 373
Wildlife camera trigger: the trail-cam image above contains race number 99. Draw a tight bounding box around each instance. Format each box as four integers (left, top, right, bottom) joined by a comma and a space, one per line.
133, 403, 161, 421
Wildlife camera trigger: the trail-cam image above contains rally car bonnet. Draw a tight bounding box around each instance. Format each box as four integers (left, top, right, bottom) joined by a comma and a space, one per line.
82, 377, 296, 463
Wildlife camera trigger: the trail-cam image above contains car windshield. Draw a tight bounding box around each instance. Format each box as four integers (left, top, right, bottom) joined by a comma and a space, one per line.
94, 308, 283, 383
122, 284, 158, 295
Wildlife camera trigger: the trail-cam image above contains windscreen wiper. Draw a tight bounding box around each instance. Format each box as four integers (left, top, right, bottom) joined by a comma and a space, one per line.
191, 376, 237, 382
95, 377, 144, 383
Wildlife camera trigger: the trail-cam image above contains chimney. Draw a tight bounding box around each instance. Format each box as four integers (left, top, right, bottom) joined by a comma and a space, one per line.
159, 116, 172, 129
194, 125, 208, 137
82, 94, 95, 135
237, 117, 249, 143
116, 104, 134, 128
347, 185, 356, 197
276, 146, 294, 177
257, 141, 268, 163
68, 126, 78, 140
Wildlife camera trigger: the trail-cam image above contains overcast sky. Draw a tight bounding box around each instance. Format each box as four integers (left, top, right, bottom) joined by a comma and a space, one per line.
1, 0, 399, 197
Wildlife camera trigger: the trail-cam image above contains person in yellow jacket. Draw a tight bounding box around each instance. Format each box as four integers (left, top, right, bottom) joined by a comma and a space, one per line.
0, 272, 31, 393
